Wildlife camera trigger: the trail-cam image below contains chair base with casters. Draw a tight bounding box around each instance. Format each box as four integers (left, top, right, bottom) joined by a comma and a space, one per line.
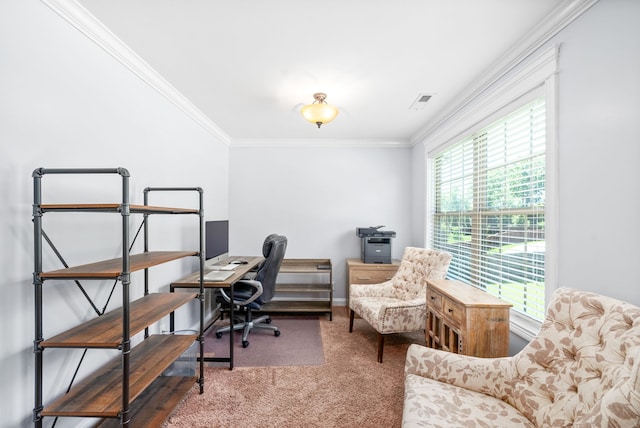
215, 310, 280, 348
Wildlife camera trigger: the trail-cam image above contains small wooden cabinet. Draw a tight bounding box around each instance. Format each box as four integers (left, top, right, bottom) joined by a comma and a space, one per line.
346, 258, 400, 307
426, 279, 512, 358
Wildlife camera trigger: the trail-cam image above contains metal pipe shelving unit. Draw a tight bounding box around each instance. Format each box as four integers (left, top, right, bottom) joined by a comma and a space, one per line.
32, 168, 204, 427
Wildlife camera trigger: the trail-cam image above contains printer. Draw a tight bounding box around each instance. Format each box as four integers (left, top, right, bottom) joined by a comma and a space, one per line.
356, 226, 396, 264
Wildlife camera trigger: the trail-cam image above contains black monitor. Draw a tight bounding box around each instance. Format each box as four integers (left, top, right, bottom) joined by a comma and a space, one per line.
205, 220, 229, 265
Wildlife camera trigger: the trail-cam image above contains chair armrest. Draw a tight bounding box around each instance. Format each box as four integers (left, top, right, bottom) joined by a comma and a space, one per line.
350, 281, 394, 298
218, 280, 263, 306
404, 344, 513, 398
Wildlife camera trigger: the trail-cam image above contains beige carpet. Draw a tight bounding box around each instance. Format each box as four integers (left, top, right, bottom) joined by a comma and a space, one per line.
164, 308, 424, 427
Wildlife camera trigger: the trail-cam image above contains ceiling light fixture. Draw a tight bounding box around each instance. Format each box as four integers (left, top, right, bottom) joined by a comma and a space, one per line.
301, 93, 338, 128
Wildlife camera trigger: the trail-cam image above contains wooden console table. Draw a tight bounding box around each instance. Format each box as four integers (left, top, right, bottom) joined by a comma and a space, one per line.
426, 279, 512, 357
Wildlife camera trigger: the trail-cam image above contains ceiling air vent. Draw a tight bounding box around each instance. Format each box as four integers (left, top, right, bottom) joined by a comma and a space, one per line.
409, 93, 434, 110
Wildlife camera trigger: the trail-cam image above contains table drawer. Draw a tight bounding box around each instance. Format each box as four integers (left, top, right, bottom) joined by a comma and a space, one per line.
442, 297, 464, 327
427, 288, 443, 312
350, 269, 396, 284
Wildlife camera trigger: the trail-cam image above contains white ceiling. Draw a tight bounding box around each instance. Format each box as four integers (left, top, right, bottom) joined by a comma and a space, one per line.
77, 0, 565, 144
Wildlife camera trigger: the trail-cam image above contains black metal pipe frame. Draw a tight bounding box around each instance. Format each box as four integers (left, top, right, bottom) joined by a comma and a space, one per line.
144, 186, 205, 393
31, 168, 132, 427
197, 188, 205, 393
32, 169, 43, 428
120, 171, 131, 426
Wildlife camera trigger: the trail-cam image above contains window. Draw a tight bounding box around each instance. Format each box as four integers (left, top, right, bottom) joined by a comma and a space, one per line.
430, 98, 546, 321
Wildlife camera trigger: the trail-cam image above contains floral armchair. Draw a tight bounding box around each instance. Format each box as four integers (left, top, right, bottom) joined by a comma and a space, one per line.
349, 247, 452, 363
402, 288, 640, 427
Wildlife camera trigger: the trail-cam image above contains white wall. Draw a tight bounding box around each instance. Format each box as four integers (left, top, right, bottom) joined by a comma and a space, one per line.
552, 0, 640, 305
410, 142, 427, 247
0, 1, 229, 427
229, 145, 412, 302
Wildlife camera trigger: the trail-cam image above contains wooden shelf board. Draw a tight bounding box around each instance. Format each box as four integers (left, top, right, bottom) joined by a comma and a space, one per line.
41, 251, 197, 279
93, 375, 196, 428
259, 300, 332, 313
275, 283, 332, 293
39, 204, 199, 215
280, 258, 332, 273
41, 293, 197, 348
41, 334, 197, 418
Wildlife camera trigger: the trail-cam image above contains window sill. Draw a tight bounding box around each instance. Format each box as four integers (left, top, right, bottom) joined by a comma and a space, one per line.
510, 310, 542, 342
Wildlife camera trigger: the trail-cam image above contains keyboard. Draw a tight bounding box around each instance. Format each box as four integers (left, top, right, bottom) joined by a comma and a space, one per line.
203, 270, 234, 282
208, 264, 237, 271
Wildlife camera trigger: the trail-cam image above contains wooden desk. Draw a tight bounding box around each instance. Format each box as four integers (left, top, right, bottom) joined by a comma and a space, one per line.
170, 256, 263, 369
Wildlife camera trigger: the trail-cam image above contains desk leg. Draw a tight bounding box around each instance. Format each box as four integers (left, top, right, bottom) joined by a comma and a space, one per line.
169, 285, 175, 332
229, 282, 234, 370
198, 285, 234, 370
198, 288, 205, 393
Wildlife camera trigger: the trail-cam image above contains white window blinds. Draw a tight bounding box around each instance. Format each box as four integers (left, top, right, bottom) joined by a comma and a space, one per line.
431, 98, 546, 321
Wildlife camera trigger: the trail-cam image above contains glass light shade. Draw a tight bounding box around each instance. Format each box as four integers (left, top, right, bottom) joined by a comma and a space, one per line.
301, 101, 339, 128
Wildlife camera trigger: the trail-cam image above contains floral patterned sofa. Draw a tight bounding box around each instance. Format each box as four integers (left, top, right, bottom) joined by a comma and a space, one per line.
402, 288, 640, 427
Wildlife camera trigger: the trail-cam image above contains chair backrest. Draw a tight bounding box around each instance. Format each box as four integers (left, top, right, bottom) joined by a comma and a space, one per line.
391, 247, 452, 300
254, 234, 287, 303
509, 288, 640, 427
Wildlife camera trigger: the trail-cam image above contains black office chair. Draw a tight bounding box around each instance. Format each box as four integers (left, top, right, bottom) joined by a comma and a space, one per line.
215, 234, 287, 348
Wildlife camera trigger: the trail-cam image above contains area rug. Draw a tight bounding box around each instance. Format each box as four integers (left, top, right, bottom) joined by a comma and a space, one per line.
202, 315, 324, 367
164, 309, 423, 427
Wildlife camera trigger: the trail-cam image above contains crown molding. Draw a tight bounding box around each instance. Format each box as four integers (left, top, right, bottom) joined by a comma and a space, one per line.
232, 138, 412, 148
423, 44, 559, 153
40, 0, 232, 145
410, 0, 600, 145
